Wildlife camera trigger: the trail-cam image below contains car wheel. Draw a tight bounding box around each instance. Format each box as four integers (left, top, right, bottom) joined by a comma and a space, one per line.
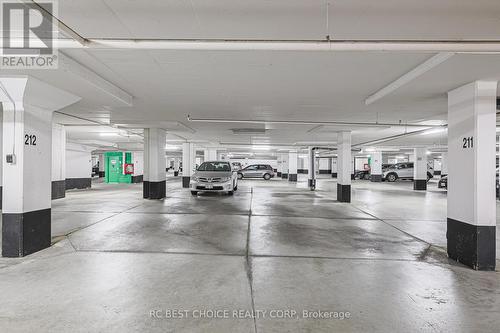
386, 173, 397, 182
363, 173, 370, 180
190, 191, 198, 195
237, 173, 243, 179
263, 173, 271, 180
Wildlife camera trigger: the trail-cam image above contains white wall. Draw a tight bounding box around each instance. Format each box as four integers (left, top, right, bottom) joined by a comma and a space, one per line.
319, 158, 330, 170
0, 107, 2, 189
51, 124, 66, 182
133, 151, 144, 176
66, 143, 92, 179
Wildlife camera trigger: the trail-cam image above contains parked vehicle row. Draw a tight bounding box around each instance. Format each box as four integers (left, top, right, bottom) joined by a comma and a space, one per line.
382, 162, 433, 182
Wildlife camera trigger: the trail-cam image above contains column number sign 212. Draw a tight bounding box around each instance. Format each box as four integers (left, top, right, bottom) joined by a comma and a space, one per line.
24, 134, 37, 146
462, 136, 473, 149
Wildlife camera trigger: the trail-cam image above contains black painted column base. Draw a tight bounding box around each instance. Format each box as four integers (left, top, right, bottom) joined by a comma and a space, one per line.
370, 174, 382, 182
2, 208, 51, 257
337, 184, 351, 203
148, 180, 166, 199
98, 171, 105, 178
281, 173, 288, 179
413, 179, 427, 190
277, 172, 282, 177
65, 178, 91, 190
331, 173, 337, 178
182, 176, 190, 188
143, 181, 150, 198
447, 218, 496, 271
319, 170, 332, 174
0, 185, 2, 209
131, 175, 143, 183
51, 180, 66, 199
288, 174, 298, 182
174, 171, 179, 177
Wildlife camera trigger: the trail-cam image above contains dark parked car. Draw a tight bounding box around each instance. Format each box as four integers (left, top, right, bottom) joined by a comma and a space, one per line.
354, 169, 371, 180
438, 175, 448, 189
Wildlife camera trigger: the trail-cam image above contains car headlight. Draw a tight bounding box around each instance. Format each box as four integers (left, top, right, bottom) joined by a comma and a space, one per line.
221, 177, 230, 182
191, 175, 198, 181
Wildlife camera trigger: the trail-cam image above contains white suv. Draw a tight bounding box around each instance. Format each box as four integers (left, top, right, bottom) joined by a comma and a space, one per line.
383, 162, 433, 182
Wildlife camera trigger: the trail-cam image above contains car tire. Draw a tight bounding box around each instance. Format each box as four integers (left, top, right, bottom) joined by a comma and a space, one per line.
191, 191, 198, 195
237, 173, 243, 179
363, 173, 370, 180
263, 173, 271, 180
386, 173, 398, 182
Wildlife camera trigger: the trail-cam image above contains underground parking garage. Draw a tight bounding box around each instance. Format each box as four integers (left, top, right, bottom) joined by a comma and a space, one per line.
1, 1, 500, 332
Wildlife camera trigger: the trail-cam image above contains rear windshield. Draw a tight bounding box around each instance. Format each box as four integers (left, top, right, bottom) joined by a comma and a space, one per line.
197, 162, 231, 172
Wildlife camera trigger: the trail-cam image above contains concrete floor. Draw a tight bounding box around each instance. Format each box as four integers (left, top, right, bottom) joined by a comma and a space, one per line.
0, 174, 499, 332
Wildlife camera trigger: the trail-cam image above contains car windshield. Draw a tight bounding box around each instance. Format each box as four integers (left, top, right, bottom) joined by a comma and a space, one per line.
197, 162, 231, 172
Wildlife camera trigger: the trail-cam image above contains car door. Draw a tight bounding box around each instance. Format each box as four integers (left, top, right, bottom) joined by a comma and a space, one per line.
400, 163, 413, 178
257, 165, 269, 177
243, 165, 259, 177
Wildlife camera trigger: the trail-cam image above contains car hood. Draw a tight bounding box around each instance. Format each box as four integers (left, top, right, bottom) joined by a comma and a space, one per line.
194, 171, 232, 178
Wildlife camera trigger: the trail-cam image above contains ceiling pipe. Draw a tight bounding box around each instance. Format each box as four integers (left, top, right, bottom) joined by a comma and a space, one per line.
187, 115, 444, 128
5, 38, 500, 53
352, 126, 447, 147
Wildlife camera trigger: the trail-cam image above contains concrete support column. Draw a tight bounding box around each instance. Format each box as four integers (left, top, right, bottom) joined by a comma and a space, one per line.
143, 128, 166, 199
307, 147, 315, 189
51, 124, 66, 199
441, 152, 448, 176
288, 151, 298, 182
337, 132, 351, 202
131, 151, 144, 183
98, 153, 105, 177
331, 157, 338, 178
1, 76, 79, 257
281, 153, 289, 179
173, 159, 180, 176
277, 154, 282, 177
182, 142, 195, 188
413, 148, 428, 190
370, 151, 383, 182
447, 81, 497, 270
0, 109, 2, 209
66, 143, 92, 190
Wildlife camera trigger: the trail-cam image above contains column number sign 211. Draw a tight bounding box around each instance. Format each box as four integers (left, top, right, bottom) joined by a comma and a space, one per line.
462, 136, 473, 149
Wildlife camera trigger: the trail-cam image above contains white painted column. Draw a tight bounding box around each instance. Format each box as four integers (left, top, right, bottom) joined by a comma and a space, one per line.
447, 81, 497, 270
51, 124, 66, 199
281, 153, 289, 179
307, 147, 315, 189
288, 151, 298, 182
1, 76, 79, 257
370, 151, 383, 182
132, 151, 144, 183
182, 142, 195, 188
277, 154, 282, 177
441, 152, 448, 176
413, 148, 428, 190
337, 131, 351, 202
143, 128, 166, 199
332, 157, 338, 178
98, 153, 105, 177
0, 109, 3, 209
66, 143, 92, 190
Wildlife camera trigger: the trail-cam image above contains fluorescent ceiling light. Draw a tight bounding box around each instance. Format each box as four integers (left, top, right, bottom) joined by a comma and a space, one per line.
421, 128, 447, 136
252, 146, 271, 151
165, 145, 180, 151
99, 132, 118, 137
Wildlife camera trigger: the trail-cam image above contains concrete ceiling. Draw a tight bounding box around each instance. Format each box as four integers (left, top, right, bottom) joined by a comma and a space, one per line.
5, 1, 500, 152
